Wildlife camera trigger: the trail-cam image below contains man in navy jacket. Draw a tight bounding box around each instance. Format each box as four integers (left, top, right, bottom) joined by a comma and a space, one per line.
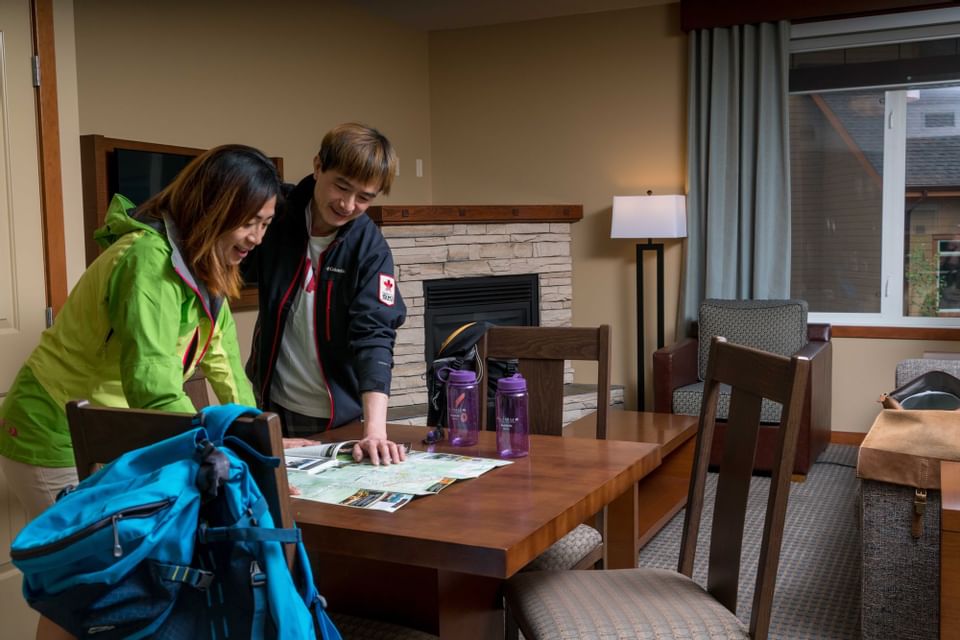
248, 123, 407, 465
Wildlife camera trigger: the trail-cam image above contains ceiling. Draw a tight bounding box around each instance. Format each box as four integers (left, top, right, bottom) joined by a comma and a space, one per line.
351, 0, 675, 32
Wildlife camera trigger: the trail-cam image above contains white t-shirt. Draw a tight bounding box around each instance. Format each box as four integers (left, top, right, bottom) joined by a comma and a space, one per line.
270, 205, 336, 417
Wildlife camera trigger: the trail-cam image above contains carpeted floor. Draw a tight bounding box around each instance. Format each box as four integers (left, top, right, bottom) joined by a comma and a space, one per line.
638, 444, 861, 639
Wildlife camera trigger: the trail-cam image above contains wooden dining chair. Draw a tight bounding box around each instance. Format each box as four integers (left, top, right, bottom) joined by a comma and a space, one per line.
66, 400, 438, 640
504, 337, 811, 640
479, 325, 611, 571
479, 324, 611, 439
67, 400, 294, 553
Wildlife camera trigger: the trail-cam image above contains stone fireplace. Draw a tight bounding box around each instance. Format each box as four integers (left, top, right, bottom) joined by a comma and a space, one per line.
369, 204, 622, 424
384, 220, 573, 409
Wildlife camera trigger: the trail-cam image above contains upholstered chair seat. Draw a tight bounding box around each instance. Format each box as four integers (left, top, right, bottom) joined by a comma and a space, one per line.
507, 568, 749, 639
520, 524, 603, 572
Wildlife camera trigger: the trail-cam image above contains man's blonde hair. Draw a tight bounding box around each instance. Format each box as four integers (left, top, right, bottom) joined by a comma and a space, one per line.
318, 123, 397, 195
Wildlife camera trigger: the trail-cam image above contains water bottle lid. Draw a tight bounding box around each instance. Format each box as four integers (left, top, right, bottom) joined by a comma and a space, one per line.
447, 369, 477, 384
497, 373, 526, 392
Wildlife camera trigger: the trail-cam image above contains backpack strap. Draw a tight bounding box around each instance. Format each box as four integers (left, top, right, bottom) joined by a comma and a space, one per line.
249, 560, 268, 639
198, 526, 301, 544
196, 403, 262, 444
293, 541, 343, 640
156, 563, 216, 590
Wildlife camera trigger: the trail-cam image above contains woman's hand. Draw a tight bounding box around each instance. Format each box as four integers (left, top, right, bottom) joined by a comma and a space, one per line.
282, 437, 317, 450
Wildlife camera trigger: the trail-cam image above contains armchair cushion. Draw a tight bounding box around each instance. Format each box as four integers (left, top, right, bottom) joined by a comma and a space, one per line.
697, 299, 808, 381
674, 381, 784, 423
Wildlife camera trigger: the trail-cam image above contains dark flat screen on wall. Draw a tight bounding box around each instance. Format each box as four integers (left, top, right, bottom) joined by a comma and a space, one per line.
109, 147, 259, 286
110, 148, 193, 207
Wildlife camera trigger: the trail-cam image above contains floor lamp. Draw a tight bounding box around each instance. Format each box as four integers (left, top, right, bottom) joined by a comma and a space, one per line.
611, 193, 687, 411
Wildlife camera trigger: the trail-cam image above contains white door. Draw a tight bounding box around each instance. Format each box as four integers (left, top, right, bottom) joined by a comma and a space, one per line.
0, 0, 50, 635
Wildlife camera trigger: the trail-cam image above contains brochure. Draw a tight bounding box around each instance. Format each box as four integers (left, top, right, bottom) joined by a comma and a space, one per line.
285, 441, 511, 512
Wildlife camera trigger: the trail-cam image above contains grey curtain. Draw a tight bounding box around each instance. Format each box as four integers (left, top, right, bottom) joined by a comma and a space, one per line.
679, 20, 792, 335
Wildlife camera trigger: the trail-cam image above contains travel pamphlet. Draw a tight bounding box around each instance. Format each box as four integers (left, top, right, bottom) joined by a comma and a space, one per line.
285, 441, 512, 512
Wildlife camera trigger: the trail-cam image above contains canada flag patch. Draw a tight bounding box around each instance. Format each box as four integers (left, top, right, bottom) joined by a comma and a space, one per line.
378, 273, 396, 306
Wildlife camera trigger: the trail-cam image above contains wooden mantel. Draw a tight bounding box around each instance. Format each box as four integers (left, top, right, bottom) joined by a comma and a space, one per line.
366, 204, 583, 225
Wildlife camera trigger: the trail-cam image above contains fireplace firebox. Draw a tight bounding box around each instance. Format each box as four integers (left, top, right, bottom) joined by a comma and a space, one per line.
423, 274, 539, 364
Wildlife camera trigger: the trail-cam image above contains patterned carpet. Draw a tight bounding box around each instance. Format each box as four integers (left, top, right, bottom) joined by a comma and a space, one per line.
638, 444, 861, 639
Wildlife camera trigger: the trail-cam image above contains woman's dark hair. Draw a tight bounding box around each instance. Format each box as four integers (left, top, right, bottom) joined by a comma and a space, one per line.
138, 144, 280, 298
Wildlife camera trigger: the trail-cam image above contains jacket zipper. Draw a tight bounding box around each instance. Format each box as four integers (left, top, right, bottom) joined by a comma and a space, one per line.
182, 328, 199, 374
325, 281, 333, 342
262, 251, 308, 400
316, 244, 335, 426
171, 265, 215, 370
10, 499, 174, 561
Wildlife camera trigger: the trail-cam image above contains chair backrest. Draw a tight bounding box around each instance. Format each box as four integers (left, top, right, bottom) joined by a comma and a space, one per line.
697, 299, 808, 381
478, 325, 611, 438
896, 358, 960, 388
66, 400, 293, 533
678, 337, 810, 640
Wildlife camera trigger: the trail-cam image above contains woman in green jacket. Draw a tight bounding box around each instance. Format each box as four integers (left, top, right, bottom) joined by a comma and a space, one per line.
0, 143, 279, 520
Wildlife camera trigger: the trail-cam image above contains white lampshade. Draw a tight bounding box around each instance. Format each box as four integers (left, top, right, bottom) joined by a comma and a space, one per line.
610, 194, 687, 239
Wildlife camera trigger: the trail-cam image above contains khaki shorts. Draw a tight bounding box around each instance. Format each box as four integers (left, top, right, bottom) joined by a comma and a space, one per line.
0, 455, 78, 521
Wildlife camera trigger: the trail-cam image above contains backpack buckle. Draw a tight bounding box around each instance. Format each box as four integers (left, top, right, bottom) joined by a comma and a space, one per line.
250, 560, 266, 586
193, 569, 215, 590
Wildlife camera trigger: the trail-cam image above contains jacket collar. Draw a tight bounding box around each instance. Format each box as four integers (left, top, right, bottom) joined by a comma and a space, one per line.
289, 174, 366, 244
131, 208, 223, 322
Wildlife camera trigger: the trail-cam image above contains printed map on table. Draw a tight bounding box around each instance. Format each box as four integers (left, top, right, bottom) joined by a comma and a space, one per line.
285, 442, 512, 512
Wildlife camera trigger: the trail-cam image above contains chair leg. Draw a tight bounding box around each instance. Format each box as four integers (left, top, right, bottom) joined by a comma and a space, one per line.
505, 601, 521, 640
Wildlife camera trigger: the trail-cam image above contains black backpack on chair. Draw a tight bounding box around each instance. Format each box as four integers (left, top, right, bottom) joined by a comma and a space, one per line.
425, 321, 518, 441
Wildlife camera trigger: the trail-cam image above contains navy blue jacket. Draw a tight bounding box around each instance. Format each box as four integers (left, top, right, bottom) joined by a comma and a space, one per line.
247, 175, 406, 428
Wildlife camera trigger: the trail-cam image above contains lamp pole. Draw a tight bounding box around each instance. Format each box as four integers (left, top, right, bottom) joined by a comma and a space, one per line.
636, 239, 664, 411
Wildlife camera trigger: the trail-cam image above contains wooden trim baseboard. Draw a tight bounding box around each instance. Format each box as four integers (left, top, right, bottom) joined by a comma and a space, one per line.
831, 431, 866, 445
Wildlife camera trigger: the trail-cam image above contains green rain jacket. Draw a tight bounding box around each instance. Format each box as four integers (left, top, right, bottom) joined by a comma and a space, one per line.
0, 195, 255, 467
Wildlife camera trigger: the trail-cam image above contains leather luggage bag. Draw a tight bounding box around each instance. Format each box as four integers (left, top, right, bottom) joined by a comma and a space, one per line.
858, 409, 960, 640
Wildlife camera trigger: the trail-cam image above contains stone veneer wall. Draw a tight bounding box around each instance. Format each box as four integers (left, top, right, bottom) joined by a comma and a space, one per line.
382, 221, 573, 410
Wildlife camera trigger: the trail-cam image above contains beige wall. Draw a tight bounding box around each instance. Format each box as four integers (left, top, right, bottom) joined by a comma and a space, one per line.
428, 4, 688, 409
72, 0, 434, 358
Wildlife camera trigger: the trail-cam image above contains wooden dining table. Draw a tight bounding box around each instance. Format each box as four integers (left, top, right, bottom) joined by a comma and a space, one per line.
291, 423, 660, 639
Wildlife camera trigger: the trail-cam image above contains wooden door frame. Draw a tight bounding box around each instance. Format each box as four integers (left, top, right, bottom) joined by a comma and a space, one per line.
30, 0, 67, 314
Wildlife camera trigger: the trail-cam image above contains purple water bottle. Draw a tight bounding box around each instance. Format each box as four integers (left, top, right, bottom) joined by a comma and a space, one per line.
446, 369, 479, 446
495, 373, 529, 458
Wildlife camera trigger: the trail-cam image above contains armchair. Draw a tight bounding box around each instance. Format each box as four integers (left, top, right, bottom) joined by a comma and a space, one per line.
653, 299, 831, 475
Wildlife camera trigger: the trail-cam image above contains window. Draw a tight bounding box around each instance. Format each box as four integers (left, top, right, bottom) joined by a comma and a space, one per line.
789, 11, 960, 327
937, 238, 960, 313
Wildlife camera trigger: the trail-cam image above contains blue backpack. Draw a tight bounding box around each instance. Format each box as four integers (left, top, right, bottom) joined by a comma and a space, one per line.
10, 404, 341, 640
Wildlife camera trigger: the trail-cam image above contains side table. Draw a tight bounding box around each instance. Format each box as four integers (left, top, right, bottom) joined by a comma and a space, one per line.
567, 410, 698, 548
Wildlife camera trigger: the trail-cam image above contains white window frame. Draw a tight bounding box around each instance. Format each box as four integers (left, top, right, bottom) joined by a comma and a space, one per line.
791, 10, 960, 328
